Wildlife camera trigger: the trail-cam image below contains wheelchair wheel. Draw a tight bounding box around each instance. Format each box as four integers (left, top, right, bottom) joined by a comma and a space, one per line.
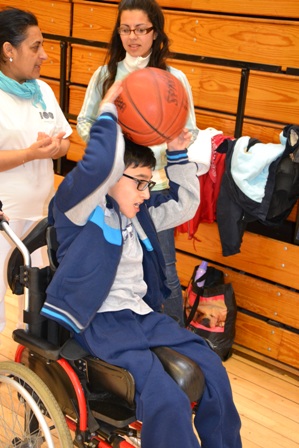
0, 361, 73, 447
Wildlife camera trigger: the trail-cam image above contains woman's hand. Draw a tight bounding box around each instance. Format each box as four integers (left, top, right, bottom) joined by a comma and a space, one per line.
28, 131, 68, 160
0, 202, 9, 222
167, 128, 192, 151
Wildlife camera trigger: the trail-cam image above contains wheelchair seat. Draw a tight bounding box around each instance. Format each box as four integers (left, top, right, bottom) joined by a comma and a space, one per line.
7, 217, 205, 432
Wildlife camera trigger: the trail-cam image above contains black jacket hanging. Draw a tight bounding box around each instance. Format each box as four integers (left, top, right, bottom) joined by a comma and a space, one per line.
216, 125, 299, 256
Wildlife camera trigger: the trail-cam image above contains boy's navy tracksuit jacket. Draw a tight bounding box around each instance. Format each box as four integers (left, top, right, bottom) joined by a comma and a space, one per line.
41, 103, 200, 333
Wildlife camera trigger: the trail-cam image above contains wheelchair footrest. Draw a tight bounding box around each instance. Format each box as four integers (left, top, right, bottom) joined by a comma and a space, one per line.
89, 396, 136, 428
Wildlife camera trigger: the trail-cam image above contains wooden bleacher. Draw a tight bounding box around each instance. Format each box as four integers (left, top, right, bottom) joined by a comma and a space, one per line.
1, 0, 298, 371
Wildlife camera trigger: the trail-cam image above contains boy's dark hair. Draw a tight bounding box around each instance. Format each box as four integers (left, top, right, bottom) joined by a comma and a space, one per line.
0, 7, 38, 63
124, 137, 156, 169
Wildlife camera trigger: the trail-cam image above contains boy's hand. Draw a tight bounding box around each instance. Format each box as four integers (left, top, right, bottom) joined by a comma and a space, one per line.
167, 128, 192, 151
99, 80, 123, 113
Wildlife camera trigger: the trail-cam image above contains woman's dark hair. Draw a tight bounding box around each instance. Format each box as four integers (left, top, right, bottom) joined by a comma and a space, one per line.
102, 0, 171, 96
124, 137, 156, 170
0, 7, 38, 64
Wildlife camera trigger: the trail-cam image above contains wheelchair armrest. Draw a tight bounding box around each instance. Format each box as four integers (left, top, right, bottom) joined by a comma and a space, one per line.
13, 329, 61, 361
152, 346, 205, 403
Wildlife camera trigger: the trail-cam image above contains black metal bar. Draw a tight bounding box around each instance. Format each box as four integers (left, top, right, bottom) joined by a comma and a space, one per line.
286, 67, 299, 76
55, 41, 68, 175
59, 41, 68, 112
172, 53, 283, 73
234, 68, 250, 138
43, 33, 109, 49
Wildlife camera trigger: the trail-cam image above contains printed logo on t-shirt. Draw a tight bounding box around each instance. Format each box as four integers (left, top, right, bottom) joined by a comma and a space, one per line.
39, 111, 55, 120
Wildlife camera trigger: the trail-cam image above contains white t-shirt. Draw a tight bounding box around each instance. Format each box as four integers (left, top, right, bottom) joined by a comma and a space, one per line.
0, 79, 72, 219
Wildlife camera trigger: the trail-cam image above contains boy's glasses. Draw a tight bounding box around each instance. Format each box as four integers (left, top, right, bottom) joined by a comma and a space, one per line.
117, 26, 154, 36
123, 173, 156, 191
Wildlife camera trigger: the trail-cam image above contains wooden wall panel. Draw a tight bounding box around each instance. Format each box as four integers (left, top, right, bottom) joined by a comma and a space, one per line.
66, 123, 85, 162
235, 313, 299, 369
71, 45, 107, 85
161, 1, 299, 19
202, 115, 291, 146
40, 39, 61, 79
241, 119, 283, 144
41, 78, 60, 103
170, 60, 241, 113
195, 110, 236, 137
0, 0, 71, 36
246, 71, 299, 124
175, 222, 299, 290
99, 0, 299, 18
68, 85, 86, 116
164, 12, 299, 69
278, 330, 299, 368
288, 202, 298, 222
72, 2, 117, 41
235, 313, 283, 360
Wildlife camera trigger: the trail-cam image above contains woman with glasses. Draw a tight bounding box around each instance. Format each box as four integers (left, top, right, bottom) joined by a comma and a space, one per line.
77, 0, 212, 326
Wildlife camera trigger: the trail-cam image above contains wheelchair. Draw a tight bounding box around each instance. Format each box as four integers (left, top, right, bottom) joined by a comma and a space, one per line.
0, 216, 205, 447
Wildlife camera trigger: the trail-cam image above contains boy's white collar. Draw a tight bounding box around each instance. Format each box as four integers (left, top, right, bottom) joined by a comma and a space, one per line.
123, 52, 151, 73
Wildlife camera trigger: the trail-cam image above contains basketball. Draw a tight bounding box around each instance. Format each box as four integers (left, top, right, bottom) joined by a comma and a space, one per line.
115, 67, 189, 146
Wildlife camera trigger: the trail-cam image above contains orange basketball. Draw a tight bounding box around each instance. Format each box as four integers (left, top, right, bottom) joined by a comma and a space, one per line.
115, 67, 189, 146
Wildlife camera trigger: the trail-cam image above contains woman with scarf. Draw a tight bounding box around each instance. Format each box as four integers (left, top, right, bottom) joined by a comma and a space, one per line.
0, 7, 72, 333
77, 0, 212, 326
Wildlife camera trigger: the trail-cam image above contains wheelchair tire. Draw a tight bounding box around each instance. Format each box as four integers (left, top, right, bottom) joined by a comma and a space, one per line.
0, 361, 73, 447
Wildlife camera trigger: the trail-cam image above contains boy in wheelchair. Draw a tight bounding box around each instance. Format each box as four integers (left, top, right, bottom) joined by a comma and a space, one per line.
41, 81, 242, 448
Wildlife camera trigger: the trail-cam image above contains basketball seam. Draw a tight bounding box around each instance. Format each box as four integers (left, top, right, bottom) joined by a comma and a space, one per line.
119, 76, 167, 139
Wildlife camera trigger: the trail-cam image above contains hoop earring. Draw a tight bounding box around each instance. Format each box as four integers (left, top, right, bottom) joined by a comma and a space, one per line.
9, 57, 13, 62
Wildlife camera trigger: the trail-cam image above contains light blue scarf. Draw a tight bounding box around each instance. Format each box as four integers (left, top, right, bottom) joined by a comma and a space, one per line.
0, 71, 46, 110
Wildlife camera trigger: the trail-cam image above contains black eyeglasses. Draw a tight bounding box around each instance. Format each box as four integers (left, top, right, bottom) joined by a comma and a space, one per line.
123, 173, 156, 191
117, 26, 154, 36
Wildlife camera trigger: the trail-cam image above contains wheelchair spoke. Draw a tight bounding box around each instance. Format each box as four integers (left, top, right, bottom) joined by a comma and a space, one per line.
0, 362, 73, 448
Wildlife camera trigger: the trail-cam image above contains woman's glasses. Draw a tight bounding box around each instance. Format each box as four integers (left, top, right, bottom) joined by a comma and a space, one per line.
117, 26, 154, 36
